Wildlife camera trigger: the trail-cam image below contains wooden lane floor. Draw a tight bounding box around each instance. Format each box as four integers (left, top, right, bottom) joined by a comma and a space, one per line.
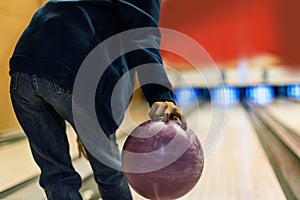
0, 124, 92, 198
264, 99, 300, 136
118, 102, 286, 200
0, 101, 288, 199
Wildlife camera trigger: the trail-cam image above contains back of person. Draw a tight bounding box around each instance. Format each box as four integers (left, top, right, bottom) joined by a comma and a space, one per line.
9, 0, 186, 199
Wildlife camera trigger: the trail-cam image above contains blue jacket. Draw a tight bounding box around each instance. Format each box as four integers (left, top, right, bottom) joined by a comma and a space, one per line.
10, 0, 174, 135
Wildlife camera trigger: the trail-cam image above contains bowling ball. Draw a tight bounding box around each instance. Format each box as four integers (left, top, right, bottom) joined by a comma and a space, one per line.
122, 120, 204, 199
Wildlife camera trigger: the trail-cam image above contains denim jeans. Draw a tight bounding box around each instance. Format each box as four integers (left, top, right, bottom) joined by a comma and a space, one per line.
10, 72, 132, 200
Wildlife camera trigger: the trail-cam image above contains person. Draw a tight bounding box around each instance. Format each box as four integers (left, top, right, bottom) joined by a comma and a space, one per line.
9, 0, 187, 199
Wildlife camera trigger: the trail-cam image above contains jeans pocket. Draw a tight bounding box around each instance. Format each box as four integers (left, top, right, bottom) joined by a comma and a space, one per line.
10, 72, 19, 92
52, 79, 72, 98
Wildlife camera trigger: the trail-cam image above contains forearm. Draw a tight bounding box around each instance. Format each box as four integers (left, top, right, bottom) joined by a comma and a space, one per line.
113, 0, 174, 105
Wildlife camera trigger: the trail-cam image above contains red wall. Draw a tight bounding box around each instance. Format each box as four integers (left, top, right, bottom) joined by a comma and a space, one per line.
275, 0, 300, 65
160, 0, 300, 68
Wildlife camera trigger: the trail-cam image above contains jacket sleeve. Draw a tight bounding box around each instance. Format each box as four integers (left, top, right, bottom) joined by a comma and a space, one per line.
112, 0, 175, 106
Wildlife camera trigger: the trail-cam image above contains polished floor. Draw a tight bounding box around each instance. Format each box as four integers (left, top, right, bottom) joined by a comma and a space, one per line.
122, 101, 290, 200
1, 100, 299, 199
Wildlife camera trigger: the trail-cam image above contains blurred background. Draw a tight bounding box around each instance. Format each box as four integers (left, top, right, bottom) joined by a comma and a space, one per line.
0, 0, 299, 199
1, 0, 300, 132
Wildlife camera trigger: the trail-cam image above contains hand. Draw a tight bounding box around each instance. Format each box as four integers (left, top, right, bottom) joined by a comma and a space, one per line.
149, 101, 187, 130
77, 137, 88, 160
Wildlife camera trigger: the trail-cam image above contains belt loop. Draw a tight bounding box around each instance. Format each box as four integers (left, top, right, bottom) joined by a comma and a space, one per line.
32, 75, 40, 94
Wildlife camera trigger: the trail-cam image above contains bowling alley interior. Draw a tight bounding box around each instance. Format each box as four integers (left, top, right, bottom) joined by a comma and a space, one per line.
0, 0, 299, 199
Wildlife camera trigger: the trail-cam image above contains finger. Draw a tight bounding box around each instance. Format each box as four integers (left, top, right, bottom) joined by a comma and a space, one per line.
171, 113, 187, 130
180, 115, 188, 130
148, 102, 160, 117
173, 115, 180, 122
173, 115, 181, 124
163, 101, 176, 121
163, 106, 171, 122
150, 103, 167, 121
164, 101, 181, 122
153, 104, 167, 121
165, 102, 187, 130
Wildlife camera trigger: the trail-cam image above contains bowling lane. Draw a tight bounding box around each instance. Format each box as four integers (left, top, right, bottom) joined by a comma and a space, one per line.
1, 101, 289, 199
118, 103, 286, 200
0, 139, 40, 193
264, 99, 300, 135
0, 124, 93, 198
